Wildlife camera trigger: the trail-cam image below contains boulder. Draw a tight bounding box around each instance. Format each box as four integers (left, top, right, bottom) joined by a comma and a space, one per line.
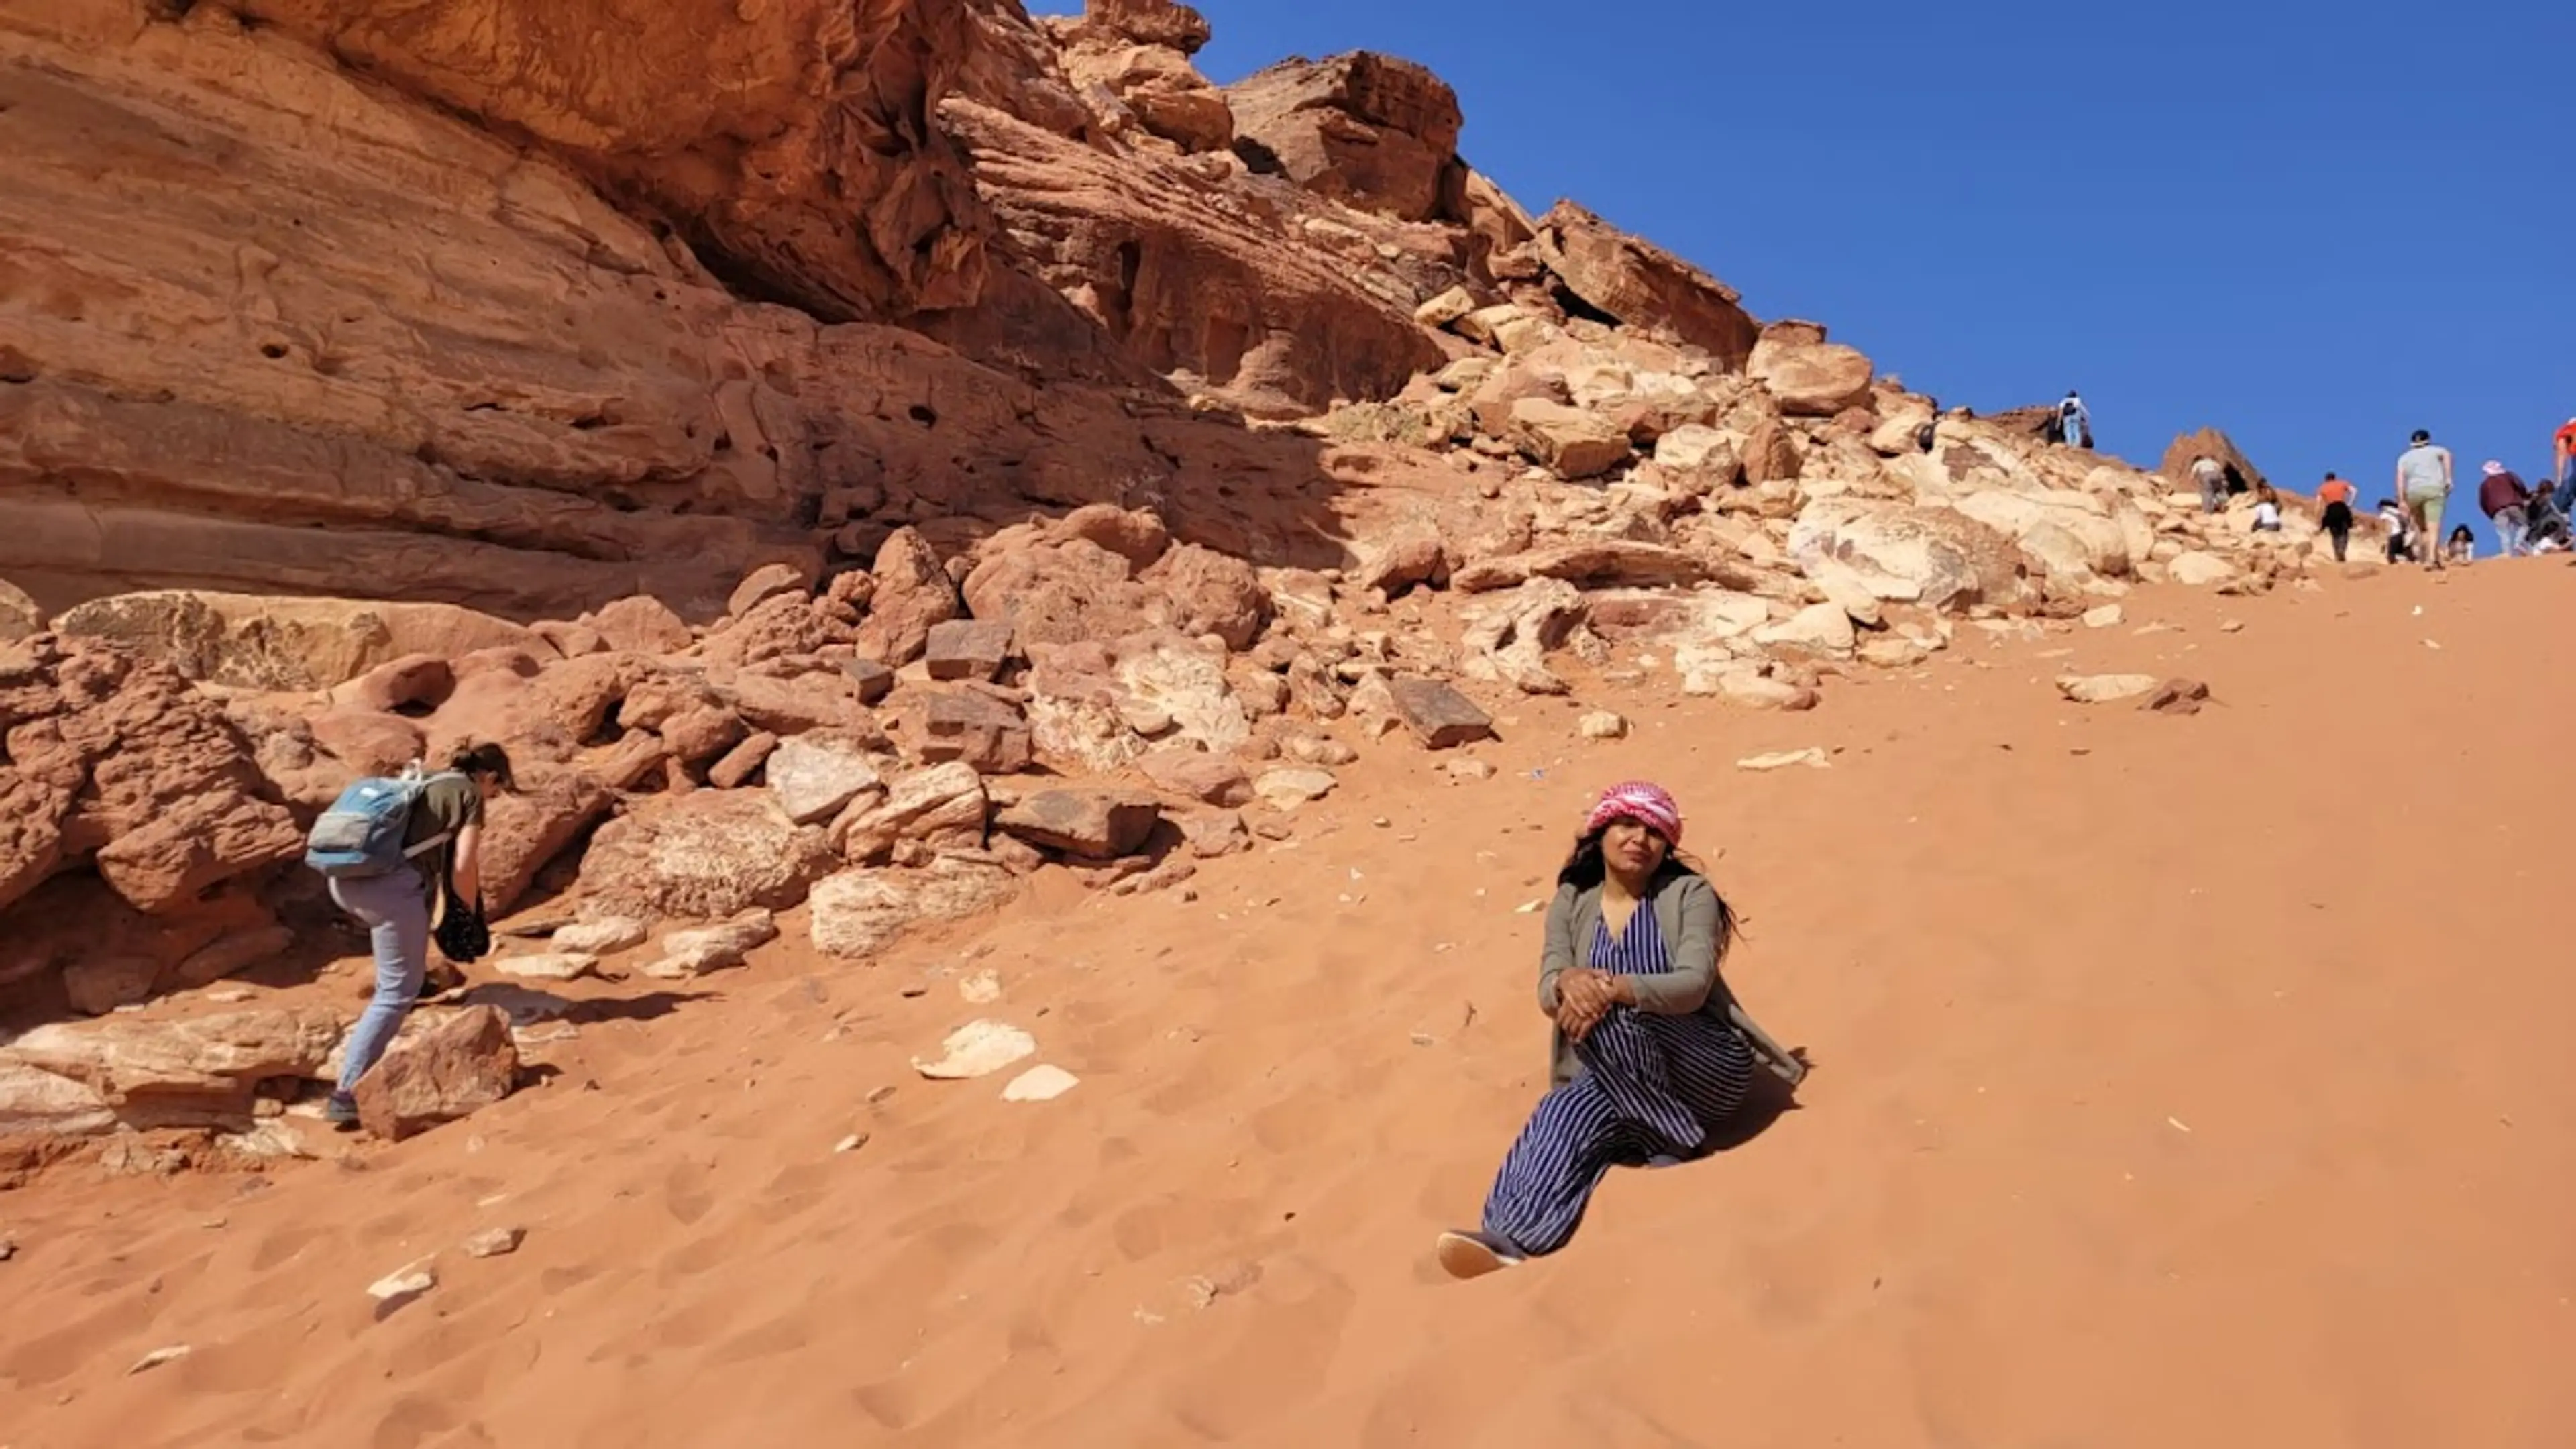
1140, 747, 1253, 807
307, 709, 428, 776
1, 1007, 345, 1131
1748, 337, 1874, 417
1505, 398, 1633, 480
1254, 767, 1338, 810
0, 1059, 117, 1136
765, 733, 885, 826
809, 863, 1019, 960
478, 771, 616, 916
706, 731, 780, 790
495, 951, 600, 982
2169, 551, 2238, 588
2056, 674, 2160, 704
995, 788, 1162, 859
1178, 809, 1254, 859
553, 916, 649, 955
0, 637, 303, 920
924, 619, 1017, 682
591, 596, 694, 655
350, 1006, 519, 1142
1530, 202, 1760, 368
1754, 602, 1858, 657
641, 910, 781, 979
1786, 500, 2031, 612
855, 528, 960, 666
1451, 541, 1715, 594
1382, 677, 1496, 749
1223, 52, 1463, 221
1141, 545, 1271, 651
832, 761, 989, 863
727, 563, 809, 618
578, 792, 836, 921
916, 689, 1036, 774
52, 591, 543, 691
1458, 576, 1589, 696
0, 578, 40, 643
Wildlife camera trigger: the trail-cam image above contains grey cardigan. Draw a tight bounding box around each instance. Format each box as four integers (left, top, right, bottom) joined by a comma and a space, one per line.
1536, 868, 1805, 1089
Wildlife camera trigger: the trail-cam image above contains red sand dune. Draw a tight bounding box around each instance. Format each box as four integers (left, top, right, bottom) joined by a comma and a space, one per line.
3, 561, 2572, 1447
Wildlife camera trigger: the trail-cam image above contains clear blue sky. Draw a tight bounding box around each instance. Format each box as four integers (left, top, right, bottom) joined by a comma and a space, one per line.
1041, 0, 2573, 546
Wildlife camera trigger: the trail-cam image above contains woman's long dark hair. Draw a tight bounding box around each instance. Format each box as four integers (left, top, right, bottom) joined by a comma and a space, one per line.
1557, 824, 1739, 961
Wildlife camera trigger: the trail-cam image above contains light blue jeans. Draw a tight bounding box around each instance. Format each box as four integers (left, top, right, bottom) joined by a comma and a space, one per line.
329, 867, 430, 1096
2496, 507, 2529, 558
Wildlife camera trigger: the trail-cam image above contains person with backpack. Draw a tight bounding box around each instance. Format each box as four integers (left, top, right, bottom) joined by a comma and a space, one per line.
2057, 390, 2092, 450
305, 742, 515, 1126
1434, 782, 1803, 1279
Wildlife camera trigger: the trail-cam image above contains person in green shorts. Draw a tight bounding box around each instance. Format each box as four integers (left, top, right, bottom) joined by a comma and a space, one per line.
2394, 429, 2454, 572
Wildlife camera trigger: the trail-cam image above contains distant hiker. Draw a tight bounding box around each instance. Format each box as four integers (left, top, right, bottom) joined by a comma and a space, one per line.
2251, 484, 2284, 533
305, 743, 515, 1127
1915, 419, 1938, 453
2478, 461, 2534, 557
2058, 391, 2092, 450
2192, 455, 2227, 514
1436, 782, 1802, 1279
2445, 525, 2476, 564
2317, 471, 2357, 561
2377, 498, 2415, 563
2552, 417, 2576, 516
2394, 429, 2455, 571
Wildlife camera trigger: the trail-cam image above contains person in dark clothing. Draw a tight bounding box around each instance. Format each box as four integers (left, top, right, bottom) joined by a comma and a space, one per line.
2317, 472, 2357, 562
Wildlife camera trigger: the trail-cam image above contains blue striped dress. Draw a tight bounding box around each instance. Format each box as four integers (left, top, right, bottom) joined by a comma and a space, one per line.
1479, 900, 1756, 1257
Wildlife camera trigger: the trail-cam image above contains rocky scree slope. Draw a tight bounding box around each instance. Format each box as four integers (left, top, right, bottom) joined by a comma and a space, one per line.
0, 0, 2331, 1157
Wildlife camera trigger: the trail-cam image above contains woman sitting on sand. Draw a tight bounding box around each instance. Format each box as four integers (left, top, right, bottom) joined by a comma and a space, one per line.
1437, 782, 1801, 1279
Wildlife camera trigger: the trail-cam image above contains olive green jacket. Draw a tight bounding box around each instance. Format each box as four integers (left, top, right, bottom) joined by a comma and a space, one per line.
1536, 868, 1805, 1089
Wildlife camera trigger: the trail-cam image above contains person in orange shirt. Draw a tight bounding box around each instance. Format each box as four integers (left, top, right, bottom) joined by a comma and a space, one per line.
2317, 471, 2357, 561
2554, 417, 2576, 514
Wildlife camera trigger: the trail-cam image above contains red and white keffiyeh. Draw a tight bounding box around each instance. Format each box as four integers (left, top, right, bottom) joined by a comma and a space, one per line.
1583, 780, 1683, 845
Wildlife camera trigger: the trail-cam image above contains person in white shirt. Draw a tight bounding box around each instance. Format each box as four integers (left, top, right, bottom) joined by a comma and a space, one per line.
2251, 486, 2283, 532
2057, 391, 2091, 450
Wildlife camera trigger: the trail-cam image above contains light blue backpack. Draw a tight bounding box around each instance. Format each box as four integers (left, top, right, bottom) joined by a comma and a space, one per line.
303, 763, 463, 880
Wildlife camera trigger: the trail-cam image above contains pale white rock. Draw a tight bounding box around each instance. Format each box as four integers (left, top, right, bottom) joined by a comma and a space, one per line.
959, 969, 1002, 1004
496, 952, 599, 983
1737, 747, 1831, 771
461, 1227, 524, 1259
2168, 551, 2237, 588
129, 1345, 192, 1375
1577, 711, 1629, 741
368, 1259, 437, 1309
912, 1020, 1038, 1081
1753, 602, 1857, 656
552, 916, 648, 955
1002, 1064, 1081, 1102
767, 735, 884, 826
642, 910, 781, 979
2055, 673, 2161, 704
2082, 604, 2127, 629
1254, 767, 1338, 810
